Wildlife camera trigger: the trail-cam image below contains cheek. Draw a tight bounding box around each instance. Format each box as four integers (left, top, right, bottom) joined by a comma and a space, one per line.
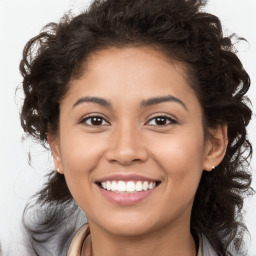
59, 131, 107, 198
149, 129, 205, 189
60, 130, 106, 171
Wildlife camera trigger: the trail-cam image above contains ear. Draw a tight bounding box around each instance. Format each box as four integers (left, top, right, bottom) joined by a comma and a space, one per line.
47, 134, 64, 174
203, 124, 228, 172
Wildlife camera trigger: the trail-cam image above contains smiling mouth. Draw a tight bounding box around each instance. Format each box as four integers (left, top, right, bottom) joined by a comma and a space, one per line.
96, 180, 161, 193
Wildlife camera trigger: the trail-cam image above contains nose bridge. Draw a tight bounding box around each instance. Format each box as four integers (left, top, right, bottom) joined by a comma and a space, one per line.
106, 120, 147, 164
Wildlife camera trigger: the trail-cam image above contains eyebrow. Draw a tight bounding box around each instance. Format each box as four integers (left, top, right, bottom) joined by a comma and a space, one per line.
141, 95, 187, 110
73, 96, 112, 108
73, 95, 187, 110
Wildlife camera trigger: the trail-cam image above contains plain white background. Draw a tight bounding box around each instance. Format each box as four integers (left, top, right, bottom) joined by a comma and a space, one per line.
0, 0, 255, 255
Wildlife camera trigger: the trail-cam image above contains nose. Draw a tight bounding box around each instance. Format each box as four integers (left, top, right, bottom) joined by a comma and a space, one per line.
105, 123, 148, 165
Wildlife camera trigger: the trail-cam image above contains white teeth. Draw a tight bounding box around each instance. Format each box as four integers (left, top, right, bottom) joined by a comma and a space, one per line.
100, 180, 157, 193
142, 181, 149, 191
135, 181, 143, 191
126, 181, 136, 192
117, 181, 126, 192
112, 181, 117, 191
102, 182, 107, 189
106, 181, 111, 191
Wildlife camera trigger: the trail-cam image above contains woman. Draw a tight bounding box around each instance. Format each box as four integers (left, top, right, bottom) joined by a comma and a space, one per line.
20, 0, 253, 255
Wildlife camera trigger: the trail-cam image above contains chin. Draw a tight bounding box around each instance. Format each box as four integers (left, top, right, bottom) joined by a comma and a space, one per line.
93, 213, 161, 237
105, 223, 154, 237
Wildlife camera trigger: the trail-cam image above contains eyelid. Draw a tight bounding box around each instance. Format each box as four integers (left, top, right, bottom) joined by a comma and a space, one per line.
79, 113, 110, 126
78, 113, 177, 127
146, 114, 177, 126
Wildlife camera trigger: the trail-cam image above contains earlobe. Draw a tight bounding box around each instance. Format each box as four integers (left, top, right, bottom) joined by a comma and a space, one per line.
203, 125, 228, 172
47, 134, 64, 174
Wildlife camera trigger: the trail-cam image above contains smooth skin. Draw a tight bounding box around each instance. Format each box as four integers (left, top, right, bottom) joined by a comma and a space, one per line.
49, 46, 227, 256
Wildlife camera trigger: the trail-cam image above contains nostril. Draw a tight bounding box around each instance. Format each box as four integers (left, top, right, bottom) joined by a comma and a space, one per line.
105, 150, 148, 165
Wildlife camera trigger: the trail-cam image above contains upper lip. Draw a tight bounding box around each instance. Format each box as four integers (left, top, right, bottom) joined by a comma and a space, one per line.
96, 174, 161, 183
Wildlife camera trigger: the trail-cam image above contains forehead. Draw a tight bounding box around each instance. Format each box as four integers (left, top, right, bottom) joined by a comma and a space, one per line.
71, 46, 194, 92
63, 46, 199, 109
86, 46, 191, 84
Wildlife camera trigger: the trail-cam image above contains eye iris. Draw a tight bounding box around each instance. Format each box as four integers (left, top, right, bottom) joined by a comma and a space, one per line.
155, 117, 167, 125
91, 117, 103, 125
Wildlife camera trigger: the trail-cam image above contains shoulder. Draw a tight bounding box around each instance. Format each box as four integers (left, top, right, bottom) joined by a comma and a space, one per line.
200, 234, 218, 256
201, 234, 248, 256
66, 224, 90, 256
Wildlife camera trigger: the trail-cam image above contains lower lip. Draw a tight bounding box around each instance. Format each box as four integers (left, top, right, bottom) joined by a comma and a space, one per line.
98, 186, 157, 205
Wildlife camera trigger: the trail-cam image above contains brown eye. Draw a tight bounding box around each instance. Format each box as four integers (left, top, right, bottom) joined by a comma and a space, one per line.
81, 116, 109, 126
147, 116, 176, 126
155, 117, 168, 125
91, 117, 104, 126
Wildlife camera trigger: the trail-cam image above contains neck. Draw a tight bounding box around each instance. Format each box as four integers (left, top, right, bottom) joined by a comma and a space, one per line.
83, 221, 196, 256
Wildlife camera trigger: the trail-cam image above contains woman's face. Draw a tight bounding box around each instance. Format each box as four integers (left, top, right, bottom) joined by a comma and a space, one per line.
51, 46, 216, 237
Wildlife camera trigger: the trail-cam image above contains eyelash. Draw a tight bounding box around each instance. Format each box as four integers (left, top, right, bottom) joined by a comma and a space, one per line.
79, 114, 177, 127
146, 115, 177, 126
79, 114, 110, 127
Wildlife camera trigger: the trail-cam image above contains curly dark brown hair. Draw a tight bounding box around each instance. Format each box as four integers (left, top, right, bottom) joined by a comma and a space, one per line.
20, 0, 253, 255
